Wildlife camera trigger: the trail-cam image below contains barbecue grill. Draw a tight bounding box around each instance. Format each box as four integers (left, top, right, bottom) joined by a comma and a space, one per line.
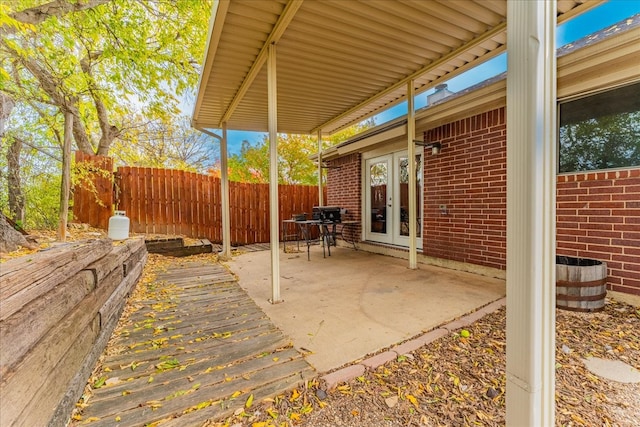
312, 206, 342, 223
311, 206, 343, 257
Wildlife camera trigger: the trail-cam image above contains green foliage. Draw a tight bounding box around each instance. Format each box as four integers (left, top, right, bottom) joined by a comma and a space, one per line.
228, 134, 323, 185
228, 139, 271, 183
0, 127, 62, 228
2, 0, 212, 154
24, 170, 61, 229
1, 0, 213, 230
227, 120, 376, 185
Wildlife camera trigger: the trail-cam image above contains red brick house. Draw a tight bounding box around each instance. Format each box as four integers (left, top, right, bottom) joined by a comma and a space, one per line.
322, 17, 640, 297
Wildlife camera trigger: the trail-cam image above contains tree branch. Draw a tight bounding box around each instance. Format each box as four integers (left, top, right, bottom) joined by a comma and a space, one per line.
80, 53, 119, 155
2, 39, 95, 154
0, 92, 15, 138
9, 0, 112, 27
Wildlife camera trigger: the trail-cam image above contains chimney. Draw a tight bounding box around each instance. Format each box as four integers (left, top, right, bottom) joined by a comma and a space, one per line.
427, 83, 455, 105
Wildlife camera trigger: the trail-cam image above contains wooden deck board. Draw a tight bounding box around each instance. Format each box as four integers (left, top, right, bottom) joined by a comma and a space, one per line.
101, 323, 285, 374
71, 262, 314, 427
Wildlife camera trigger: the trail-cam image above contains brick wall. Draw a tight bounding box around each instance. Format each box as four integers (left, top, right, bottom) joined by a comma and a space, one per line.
423, 108, 507, 270
326, 107, 640, 296
327, 153, 361, 242
557, 169, 640, 296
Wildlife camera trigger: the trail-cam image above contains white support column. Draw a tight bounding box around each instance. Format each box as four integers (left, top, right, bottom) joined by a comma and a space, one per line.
220, 122, 232, 260
268, 42, 282, 304
317, 130, 324, 207
407, 80, 417, 269
506, 1, 557, 425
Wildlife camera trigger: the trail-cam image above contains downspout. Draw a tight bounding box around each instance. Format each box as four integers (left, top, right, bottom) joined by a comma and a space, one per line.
196, 126, 232, 260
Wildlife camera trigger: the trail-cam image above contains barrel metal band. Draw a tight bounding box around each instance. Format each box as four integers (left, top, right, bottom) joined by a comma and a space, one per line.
556, 278, 607, 287
556, 292, 607, 302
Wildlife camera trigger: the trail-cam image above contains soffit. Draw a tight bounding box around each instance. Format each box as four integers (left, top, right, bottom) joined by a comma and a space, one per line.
321, 15, 640, 160
193, 0, 600, 135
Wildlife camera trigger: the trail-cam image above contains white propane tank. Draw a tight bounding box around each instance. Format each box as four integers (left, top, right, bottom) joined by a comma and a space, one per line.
108, 210, 130, 240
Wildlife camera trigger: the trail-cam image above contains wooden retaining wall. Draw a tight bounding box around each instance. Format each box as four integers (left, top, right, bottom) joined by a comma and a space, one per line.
0, 238, 147, 427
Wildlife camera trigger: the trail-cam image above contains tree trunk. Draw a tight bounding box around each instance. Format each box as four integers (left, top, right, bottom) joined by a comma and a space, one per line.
0, 92, 14, 137
7, 136, 25, 224
0, 213, 35, 253
58, 111, 73, 241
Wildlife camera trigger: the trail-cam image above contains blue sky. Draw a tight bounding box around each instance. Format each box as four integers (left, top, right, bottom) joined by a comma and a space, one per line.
208, 0, 640, 155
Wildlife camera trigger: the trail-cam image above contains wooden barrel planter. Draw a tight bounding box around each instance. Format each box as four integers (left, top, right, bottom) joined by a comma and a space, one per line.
556, 256, 607, 312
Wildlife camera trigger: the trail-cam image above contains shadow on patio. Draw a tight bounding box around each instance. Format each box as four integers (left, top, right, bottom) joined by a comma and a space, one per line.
227, 244, 506, 373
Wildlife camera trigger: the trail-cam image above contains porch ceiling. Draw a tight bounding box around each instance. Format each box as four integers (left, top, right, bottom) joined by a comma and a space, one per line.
192, 0, 600, 135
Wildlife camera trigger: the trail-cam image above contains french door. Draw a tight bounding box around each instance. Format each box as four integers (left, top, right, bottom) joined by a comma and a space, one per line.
364, 151, 423, 247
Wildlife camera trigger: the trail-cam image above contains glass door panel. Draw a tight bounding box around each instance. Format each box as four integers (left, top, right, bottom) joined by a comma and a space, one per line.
394, 152, 423, 248
370, 160, 388, 234
365, 156, 392, 243
365, 152, 422, 247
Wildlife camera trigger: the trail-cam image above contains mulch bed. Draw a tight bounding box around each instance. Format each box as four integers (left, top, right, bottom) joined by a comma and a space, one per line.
207, 298, 640, 427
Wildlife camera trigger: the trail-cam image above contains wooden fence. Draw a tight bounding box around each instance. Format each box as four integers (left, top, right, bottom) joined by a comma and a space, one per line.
73, 152, 114, 229
73, 154, 325, 245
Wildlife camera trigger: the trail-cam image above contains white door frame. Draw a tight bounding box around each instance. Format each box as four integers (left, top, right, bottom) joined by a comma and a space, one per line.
364, 151, 423, 248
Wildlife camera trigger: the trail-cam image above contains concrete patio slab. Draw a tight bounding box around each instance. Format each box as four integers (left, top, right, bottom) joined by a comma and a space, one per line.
227, 245, 506, 373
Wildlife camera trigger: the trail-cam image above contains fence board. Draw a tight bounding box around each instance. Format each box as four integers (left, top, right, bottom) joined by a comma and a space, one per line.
166, 169, 175, 236
72, 152, 113, 229
76, 163, 325, 245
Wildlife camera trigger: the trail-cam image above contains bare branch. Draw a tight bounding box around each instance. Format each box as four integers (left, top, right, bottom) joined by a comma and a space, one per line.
20, 138, 62, 162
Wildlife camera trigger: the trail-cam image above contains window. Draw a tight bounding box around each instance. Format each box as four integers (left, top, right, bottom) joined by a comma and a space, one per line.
558, 82, 640, 173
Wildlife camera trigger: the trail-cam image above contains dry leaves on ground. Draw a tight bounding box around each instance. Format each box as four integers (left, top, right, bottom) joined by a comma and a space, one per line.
72, 252, 221, 419
208, 299, 640, 427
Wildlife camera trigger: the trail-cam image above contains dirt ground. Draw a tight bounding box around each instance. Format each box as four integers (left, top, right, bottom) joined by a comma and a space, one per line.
207, 299, 640, 427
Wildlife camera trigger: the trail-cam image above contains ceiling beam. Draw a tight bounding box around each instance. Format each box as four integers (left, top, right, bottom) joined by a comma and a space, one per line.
311, 22, 507, 133
557, 0, 605, 24
311, 0, 605, 135
220, 0, 304, 126
330, 44, 507, 134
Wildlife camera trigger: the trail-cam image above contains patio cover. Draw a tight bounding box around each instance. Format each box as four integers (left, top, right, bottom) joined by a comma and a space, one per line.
192, 1, 604, 425
192, 0, 594, 134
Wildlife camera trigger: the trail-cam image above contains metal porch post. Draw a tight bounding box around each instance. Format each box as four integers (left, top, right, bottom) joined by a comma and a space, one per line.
317, 130, 324, 207
268, 42, 282, 304
220, 122, 232, 260
506, 0, 557, 425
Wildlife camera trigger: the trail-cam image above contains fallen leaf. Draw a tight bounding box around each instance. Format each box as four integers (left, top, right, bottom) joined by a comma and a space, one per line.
406, 394, 419, 408
245, 394, 254, 408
